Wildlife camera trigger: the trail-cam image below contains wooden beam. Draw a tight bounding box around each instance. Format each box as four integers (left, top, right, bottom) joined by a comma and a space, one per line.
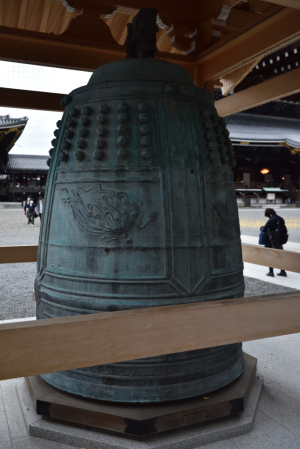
4, 68, 300, 114
0, 9, 299, 85
215, 67, 300, 117
99, 0, 197, 23
0, 88, 64, 112
0, 245, 38, 264
0, 28, 193, 73
1, 291, 300, 380
0, 244, 299, 273
262, 0, 300, 9
196, 9, 300, 83
242, 243, 300, 273
0, 27, 124, 71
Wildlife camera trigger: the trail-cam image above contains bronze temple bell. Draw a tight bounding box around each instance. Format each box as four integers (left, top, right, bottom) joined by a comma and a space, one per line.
35, 8, 245, 403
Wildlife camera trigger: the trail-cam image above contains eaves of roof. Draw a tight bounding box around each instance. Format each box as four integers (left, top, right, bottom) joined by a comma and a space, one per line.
226, 113, 300, 148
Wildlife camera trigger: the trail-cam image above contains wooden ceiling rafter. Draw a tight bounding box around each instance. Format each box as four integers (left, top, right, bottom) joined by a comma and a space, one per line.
0, 25, 196, 75
0, 0, 288, 66
195, 8, 300, 85
0, 1, 300, 117
0, 0, 78, 35
234, 40, 300, 94
1, 7, 299, 86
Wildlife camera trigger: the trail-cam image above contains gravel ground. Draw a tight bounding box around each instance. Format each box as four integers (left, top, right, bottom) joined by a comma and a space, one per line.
0, 209, 298, 320
0, 262, 36, 319
244, 276, 297, 297
0, 210, 39, 319
0, 209, 41, 246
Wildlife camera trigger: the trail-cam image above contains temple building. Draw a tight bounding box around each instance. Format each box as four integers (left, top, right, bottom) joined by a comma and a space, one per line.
0, 115, 28, 165
226, 100, 300, 205
0, 154, 49, 203
219, 40, 300, 206
0, 115, 49, 203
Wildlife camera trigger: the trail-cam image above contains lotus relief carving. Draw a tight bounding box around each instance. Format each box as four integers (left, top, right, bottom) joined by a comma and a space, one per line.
61, 185, 158, 241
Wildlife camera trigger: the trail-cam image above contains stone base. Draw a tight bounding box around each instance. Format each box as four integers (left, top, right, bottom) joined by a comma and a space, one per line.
17, 354, 263, 448
24, 353, 255, 439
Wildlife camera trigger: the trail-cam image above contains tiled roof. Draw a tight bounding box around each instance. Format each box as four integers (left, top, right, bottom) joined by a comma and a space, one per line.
0, 115, 28, 129
226, 114, 300, 148
6, 155, 49, 171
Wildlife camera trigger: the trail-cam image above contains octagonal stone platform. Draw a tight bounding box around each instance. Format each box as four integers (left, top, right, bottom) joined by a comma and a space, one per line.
16, 354, 263, 448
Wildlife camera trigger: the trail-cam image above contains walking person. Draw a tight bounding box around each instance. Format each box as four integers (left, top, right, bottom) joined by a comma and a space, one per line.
263, 208, 288, 277
36, 196, 43, 223
26, 197, 37, 227
24, 196, 31, 220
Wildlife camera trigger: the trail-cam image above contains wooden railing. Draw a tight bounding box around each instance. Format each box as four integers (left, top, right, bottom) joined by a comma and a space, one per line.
0, 243, 299, 381
0, 245, 38, 264
241, 244, 300, 273
1, 243, 298, 272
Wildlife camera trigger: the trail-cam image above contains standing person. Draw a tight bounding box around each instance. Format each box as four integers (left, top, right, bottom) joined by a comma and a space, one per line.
24, 196, 31, 219
26, 197, 37, 227
36, 196, 43, 222
263, 208, 288, 277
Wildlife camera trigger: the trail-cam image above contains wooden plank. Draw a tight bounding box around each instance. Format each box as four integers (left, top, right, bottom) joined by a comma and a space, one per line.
261, 0, 300, 9
0, 28, 124, 71
0, 291, 300, 380
96, 0, 197, 23
0, 245, 38, 264
0, 244, 299, 272
215, 68, 300, 117
3, 68, 300, 115
0, 28, 193, 73
196, 9, 300, 83
2, 68, 299, 116
242, 243, 300, 273
0, 87, 64, 112
0, 7, 298, 85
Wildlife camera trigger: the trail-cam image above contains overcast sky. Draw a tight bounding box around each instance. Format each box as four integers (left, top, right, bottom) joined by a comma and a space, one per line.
1, 61, 92, 156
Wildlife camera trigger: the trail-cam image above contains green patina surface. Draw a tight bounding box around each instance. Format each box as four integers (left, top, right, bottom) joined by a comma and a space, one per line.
35, 57, 245, 403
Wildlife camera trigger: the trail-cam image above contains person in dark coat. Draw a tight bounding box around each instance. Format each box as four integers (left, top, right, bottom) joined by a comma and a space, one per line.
263, 208, 287, 277
24, 196, 31, 216
26, 198, 37, 226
